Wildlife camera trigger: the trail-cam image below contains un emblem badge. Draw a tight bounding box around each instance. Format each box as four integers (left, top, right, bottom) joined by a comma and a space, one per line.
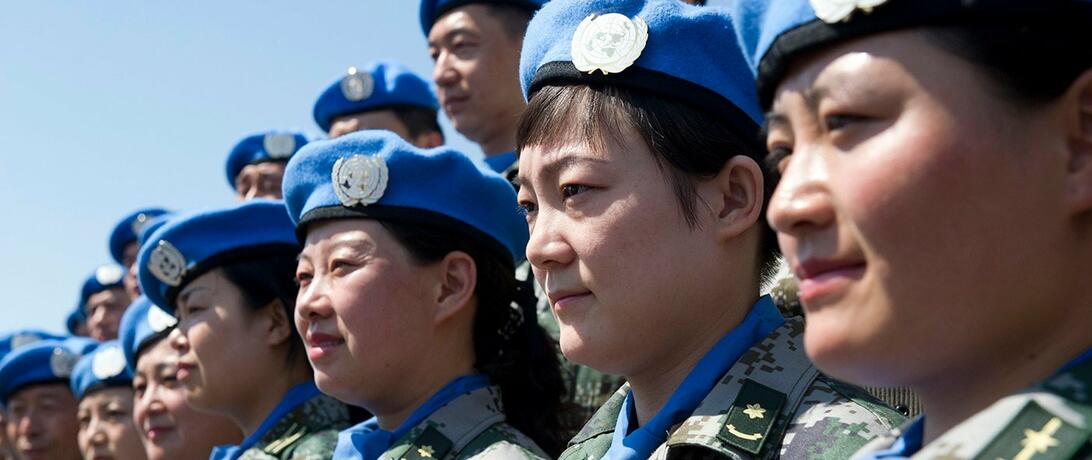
341, 67, 375, 102
263, 133, 297, 159
149, 240, 187, 287
332, 154, 388, 207
571, 13, 649, 75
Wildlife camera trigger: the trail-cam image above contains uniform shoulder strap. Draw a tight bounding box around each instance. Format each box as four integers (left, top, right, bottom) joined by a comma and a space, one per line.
663, 317, 821, 458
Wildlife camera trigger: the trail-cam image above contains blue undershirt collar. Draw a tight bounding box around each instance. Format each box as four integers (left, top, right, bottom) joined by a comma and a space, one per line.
603, 296, 784, 460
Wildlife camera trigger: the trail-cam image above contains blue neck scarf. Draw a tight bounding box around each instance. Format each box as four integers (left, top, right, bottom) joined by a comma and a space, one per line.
333, 374, 491, 460
483, 152, 516, 174
210, 381, 322, 460
603, 296, 784, 460
855, 417, 924, 460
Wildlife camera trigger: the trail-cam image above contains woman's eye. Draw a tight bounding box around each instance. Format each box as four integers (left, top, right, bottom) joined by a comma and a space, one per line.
824, 114, 869, 131
295, 271, 313, 286
517, 201, 538, 216
765, 146, 793, 174
561, 184, 590, 199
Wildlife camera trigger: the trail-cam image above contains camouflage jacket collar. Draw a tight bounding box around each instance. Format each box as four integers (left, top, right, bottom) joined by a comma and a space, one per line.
378, 385, 508, 460
563, 317, 822, 459
854, 351, 1092, 459
212, 382, 350, 460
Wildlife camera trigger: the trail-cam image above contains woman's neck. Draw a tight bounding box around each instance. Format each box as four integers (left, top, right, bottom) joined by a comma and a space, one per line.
374, 338, 477, 432
625, 298, 753, 425
916, 327, 1092, 443
234, 359, 315, 437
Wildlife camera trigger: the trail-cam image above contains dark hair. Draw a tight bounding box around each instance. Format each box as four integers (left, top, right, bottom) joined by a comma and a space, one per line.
483, 4, 533, 40
219, 251, 306, 366
379, 220, 569, 457
517, 84, 782, 286
389, 104, 444, 140
924, 14, 1091, 108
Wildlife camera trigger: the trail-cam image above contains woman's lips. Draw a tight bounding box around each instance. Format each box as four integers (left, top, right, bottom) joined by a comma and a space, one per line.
145, 425, 176, 442
176, 361, 196, 382
306, 332, 345, 361
795, 260, 866, 306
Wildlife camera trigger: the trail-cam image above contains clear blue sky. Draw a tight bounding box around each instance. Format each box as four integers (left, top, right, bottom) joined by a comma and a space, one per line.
0, 0, 730, 334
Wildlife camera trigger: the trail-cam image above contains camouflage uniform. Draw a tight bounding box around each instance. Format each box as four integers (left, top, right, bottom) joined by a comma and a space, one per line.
236, 393, 351, 460
558, 317, 907, 459
375, 385, 548, 460
852, 355, 1092, 460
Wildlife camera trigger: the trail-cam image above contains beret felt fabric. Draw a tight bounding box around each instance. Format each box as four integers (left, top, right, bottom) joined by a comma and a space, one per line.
225, 131, 310, 188
109, 208, 170, 264
520, 0, 762, 132
70, 341, 131, 401
313, 60, 439, 134
728, 0, 1092, 108
0, 338, 96, 406
283, 130, 528, 267
419, 0, 547, 37
79, 264, 126, 308
118, 296, 177, 373
137, 199, 299, 313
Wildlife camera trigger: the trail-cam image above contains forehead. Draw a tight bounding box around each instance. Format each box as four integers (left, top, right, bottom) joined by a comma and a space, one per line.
10, 382, 73, 404
238, 161, 287, 177
87, 288, 125, 305
302, 219, 385, 250
79, 386, 132, 408
135, 336, 174, 373
332, 111, 407, 133
429, 4, 501, 42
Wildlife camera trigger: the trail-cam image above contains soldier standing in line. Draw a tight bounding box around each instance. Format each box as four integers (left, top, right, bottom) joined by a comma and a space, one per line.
119, 296, 243, 460
79, 264, 131, 342
421, 0, 626, 427
137, 200, 352, 460
69, 341, 147, 460
312, 60, 445, 146
733, 0, 1092, 457
515, 0, 907, 458
109, 208, 171, 300
225, 131, 309, 201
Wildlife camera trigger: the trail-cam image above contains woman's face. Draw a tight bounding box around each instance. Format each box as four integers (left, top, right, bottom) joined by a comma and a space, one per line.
168, 270, 270, 413
295, 220, 443, 409
77, 387, 146, 460
132, 339, 241, 460
765, 30, 1074, 386
517, 123, 738, 377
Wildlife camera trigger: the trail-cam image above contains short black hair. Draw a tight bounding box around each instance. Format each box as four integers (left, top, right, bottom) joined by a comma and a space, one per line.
388, 104, 444, 140
483, 4, 534, 40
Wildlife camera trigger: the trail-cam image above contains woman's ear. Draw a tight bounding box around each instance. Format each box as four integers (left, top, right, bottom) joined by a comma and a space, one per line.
434, 251, 477, 324
262, 299, 295, 347
702, 155, 765, 242
1064, 69, 1092, 215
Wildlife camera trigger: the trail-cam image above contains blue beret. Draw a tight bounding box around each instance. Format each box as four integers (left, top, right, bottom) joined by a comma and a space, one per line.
109, 208, 170, 264
70, 341, 131, 401
66, 306, 87, 335
419, 0, 547, 37
136, 213, 173, 248
0, 338, 96, 406
283, 130, 528, 267
137, 199, 299, 313
313, 61, 439, 134
520, 0, 762, 133
118, 296, 177, 373
79, 264, 127, 309
0, 330, 65, 364
728, 0, 1092, 108
225, 131, 310, 188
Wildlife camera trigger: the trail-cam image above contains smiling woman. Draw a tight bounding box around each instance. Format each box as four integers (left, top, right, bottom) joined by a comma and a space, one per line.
136, 200, 352, 460
732, 0, 1092, 456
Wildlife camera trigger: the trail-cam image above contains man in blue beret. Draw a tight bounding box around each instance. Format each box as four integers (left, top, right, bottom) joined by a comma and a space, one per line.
0, 339, 94, 460
423, 0, 546, 176
225, 131, 309, 201
313, 60, 445, 147
0, 331, 65, 460
109, 208, 169, 299
79, 264, 131, 342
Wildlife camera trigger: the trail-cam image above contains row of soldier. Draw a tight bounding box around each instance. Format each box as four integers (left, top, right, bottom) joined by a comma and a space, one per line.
2, 0, 1091, 459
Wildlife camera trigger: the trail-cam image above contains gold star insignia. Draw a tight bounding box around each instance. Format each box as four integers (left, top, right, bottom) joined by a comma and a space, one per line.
743, 403, 766, 419
1014, 417, 1062, 460
417, 445, 435, 458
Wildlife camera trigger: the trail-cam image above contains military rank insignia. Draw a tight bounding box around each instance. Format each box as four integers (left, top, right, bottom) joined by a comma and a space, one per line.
402, 426, 453, 460
719, 379, 787, 455
973, 401, 1089, 460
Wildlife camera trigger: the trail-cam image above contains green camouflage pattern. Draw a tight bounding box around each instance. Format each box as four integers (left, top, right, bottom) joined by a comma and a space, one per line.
378, 385, 549, 460
558, 317, 906, 459
237, 393, 352, 460
852, 355, 1092, 460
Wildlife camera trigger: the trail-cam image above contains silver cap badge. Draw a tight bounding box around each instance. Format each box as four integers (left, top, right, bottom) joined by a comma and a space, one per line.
810, 0, 889, 23
147, 304, 178, 333
571, 13, 649, 75
95, 265, 125, 286
50, 348, 79, 378
263, 133, 297, 159
91, 345, 127, 380
148, 240, 187, 287
340, 67, 375, 102
332, 154, 389, 207
131, 213, 151, 235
